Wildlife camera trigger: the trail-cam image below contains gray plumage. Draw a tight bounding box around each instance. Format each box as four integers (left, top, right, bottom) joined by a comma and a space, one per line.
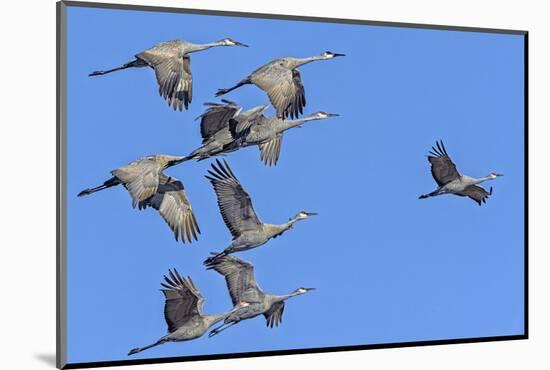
226, 111, 339, 166
89, 38, 248, 111
205, 255, 315, 336
128, 269, 249, 355
419, 140, 503, 205
216, 51, 345, 119
184, 100, 268, 161
77, 154, 199, 243
204, 159, 317, 264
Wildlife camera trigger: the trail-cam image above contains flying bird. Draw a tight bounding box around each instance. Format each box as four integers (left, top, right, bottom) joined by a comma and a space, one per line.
225, 111, 339, 166
185, 100, 268, 161
89, 38, 248, 111
419, 140, 503, 205
77, 154, 199, 243
216, 51, 345, 119
128, 269, 249, 355
204, 159, 317, 264
206, 255, 315, 337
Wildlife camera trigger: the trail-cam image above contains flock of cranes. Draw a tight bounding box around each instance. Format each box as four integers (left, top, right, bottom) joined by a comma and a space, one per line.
79, 36, 503, 356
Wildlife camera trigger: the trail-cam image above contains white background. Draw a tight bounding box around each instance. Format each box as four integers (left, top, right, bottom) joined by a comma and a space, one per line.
0, 0, 545, 369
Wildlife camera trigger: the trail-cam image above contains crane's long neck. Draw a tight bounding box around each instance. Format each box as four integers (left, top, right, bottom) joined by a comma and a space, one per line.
277, 116, 322, 132
186, 41, 225, 53
264, 216, 301, 239
290, 55, 329, 68
272, 291, 301, 303
165, 155, 190, 168
204, 313, 230, 328
205, 304, 245, 327
468, 175, 495, 186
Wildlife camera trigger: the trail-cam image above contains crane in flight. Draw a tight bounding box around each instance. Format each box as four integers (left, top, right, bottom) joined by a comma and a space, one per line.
128, 269, 249, 355
77, 154, 199, 243
89, 38, 248, 111
419, 140, 503, 205
204, 159, 317, 264
206, 255, 315, 337
216, 51, 345, 119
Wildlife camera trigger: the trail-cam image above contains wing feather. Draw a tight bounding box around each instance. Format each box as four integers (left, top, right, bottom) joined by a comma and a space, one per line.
136, 41, 192, 111
456, 185, 493, 206
205, 159, 261, 239
251, 64, 305, 119
138, 174, 200, 243
427, 140, 460, 186
264, 301, 285, 328
161, 269, 205, 333
206, 255, 263, 305
259, 134, 283, 166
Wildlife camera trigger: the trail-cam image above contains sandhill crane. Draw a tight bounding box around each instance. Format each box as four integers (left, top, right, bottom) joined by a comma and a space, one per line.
204, 159, 317, 264
419, 140, 503, 205
225, 111, 339, 166
77, 154, 199, 243
185, 100, 268, 161
205, 255, 315, 337
216, 51, 345, 119
89, 38, 248, 111
128, 269, 249, 355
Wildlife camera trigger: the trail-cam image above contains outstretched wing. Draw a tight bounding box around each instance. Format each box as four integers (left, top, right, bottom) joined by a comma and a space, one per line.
427, 140, 460, 186
206, 255, 263, 305
160, 269, 205, 333
197, 100, 241, 143
258, 134, 283, 166
111, 158, 162, 207
136, 41, 192, 111
264, 301, 285, 328
251, 64, 305, 119
138, 174, 200, 243
205, 159, 261, 239
456, 185, 493, 206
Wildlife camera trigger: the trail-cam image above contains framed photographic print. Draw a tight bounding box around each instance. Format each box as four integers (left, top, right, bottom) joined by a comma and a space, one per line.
57, 1, 528, 368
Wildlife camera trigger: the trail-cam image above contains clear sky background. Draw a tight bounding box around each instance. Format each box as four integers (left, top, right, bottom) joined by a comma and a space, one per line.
65, 5, 525, 365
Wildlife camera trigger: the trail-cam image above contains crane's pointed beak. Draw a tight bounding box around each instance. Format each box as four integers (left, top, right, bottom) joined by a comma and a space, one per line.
234, 41, 249, 47
304, 287, 316, 291
326, 113, 340, 118
495, 173, 504, 177
305, 212, 318, 216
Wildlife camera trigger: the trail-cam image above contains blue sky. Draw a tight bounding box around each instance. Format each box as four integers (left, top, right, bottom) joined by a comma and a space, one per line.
65, 5, 525, 365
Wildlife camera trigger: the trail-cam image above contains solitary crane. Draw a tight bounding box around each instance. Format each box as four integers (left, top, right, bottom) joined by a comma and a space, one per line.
216, 51, 345, 119
185, 100, 268, 161
89, 38, 248, 111
206, 255, 315, 337
128, 269, 249, 355
419, 140, 503, 205
204, 159, 317, 264
77, 154, 199, 243
225, 111, 339, 166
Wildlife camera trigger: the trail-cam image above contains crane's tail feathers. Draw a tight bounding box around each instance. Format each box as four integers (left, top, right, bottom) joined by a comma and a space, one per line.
89, 59, 145, 77
204, 251, 228, 266
77, 177, 120, 197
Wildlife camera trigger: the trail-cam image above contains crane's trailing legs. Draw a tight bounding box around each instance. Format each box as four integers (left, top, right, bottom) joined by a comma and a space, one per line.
128, 338, 167, 356
89, 59, 148, 77
208, 321, 239, 338
215, 79, 250, 97
77, 176, 121, 197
